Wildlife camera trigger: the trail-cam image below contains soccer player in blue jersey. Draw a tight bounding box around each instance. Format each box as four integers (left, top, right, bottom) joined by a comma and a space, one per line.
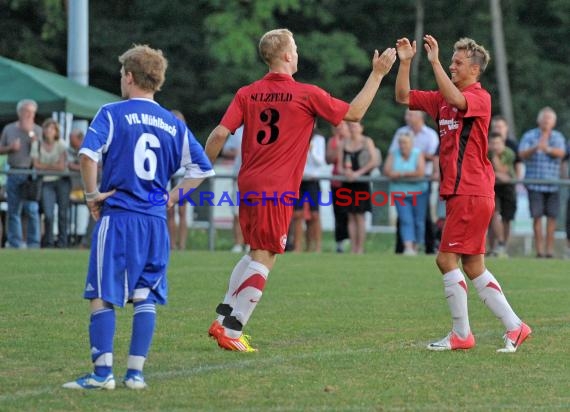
63, 45, 214, 390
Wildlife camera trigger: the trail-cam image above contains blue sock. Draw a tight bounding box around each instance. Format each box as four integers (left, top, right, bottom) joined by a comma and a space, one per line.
89, 307, 115, 377
128, 299, 156, 373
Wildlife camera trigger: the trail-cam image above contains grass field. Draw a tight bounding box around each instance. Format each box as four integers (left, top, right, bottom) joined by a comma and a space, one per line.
1, 248, 569, 411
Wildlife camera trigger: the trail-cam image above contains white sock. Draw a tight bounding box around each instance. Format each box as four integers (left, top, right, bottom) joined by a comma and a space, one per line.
473, 269, 521, 331
127, 355, 145, 371
443, 269, 471, 338
230, 261, 269, 329
217, 254, 252, 323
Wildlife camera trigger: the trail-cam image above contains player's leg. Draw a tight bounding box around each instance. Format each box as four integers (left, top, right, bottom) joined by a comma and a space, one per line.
462, 195, 531, 352
428, 196, 475, 351
90, 298, 116, 377
125, 290, 156, 389
215, 201, 288, 352
428, 251, 474, 350
63, 215, 123, 390
216, 248, 273, 352
463, 254, 531, 353
210, 205, 253, 338
124, 214, 169, 388
224, 249, 273, 334
62, 298, 116, 389
210, 253, 253, 338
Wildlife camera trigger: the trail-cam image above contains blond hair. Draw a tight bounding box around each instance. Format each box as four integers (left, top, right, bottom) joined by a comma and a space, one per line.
258, 29, 293, 65
119, 44, 168, 92
454, 38, 490, 74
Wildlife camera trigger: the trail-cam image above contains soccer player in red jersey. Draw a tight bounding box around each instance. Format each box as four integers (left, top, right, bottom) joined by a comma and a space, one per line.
205, 28, 396, 351
395, 35, 531, 352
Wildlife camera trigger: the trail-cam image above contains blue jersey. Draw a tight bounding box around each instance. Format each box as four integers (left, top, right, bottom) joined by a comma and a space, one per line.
80, 98, 214, 218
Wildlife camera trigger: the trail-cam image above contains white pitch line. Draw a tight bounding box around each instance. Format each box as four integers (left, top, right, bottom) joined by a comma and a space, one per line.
0, 347, 376, 403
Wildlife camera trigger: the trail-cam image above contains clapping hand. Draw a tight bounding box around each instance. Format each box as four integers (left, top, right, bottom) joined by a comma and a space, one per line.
372, 48, 397, 76
423, 35, 440, 64
396, 38, 416, 62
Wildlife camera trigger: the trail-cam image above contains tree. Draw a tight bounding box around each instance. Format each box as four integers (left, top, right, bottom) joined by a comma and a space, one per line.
491, 0, 516, 135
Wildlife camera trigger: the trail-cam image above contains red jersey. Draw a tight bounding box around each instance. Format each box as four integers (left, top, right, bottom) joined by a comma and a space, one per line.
220, 73, 349, 198
409, 82, 494, 197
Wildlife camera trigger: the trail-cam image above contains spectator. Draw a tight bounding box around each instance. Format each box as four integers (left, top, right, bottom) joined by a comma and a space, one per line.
488, 115, 522, 254
221, 126, 247, 253
292, 130, 327, 252
68, 129, 98, 248
487, 132, 517, 257
32, 118, 70, 248
67, 128, 85, 200
565, 140, 570, 259
518, 106, 566, 258
0, 153, 6, 245
389, 109, 439, 254
0, 99, 42, 249
337, 121, 380, 254
384, 132, 428, 255
490, 115, 523, 180
167, 109, 190, 250
326, 121, 350, 252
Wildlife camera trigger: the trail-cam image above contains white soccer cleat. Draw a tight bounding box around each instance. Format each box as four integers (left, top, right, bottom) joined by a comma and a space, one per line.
123, 371, 148, 389
62, 373, 115, 390
427, 331, 475, 351
497, 322, 532, 353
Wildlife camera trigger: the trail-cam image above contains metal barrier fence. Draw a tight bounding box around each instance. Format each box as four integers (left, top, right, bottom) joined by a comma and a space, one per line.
2, 168, 570, 252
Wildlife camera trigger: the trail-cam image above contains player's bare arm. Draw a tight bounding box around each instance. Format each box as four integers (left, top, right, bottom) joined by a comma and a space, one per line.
424, 35, 467, 110
79, 154, 115, 221
205, 124, 231, 164
395, 38, 416, 105
345, 47, 396, 121
167, 177, 205, 209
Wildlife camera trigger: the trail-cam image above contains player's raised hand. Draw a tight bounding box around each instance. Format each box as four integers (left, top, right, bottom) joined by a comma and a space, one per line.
372, 48, 397, 76
423, 35, 440, 64
86, 189, 116, 221
396, 38, 416, 62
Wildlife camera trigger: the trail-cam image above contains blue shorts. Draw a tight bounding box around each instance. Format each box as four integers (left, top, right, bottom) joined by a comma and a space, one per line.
84, 210, 169, 307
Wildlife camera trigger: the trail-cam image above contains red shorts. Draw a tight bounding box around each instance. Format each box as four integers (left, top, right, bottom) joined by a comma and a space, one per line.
440, 195, 494, 255
239, 198, 294, 254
